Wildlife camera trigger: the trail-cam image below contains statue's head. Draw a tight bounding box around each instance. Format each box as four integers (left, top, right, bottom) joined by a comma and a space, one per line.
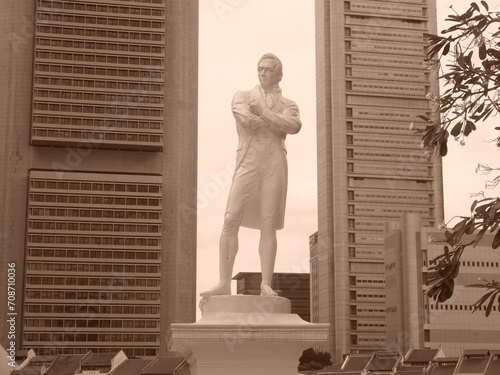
257, 53, 283, 89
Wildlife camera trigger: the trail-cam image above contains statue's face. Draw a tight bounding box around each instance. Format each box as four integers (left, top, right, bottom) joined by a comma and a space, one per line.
258, 58, 280, 89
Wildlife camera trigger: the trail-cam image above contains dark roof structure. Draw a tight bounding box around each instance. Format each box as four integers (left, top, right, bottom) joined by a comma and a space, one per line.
142, 356, 188, 375
427, 358, 459, 375
45, 354, 87, 375
81, 352, 118, 366
365, 351, 400, 373
405, 348, 439, 364
109, 359, 152, 375
10, 355, 56, 375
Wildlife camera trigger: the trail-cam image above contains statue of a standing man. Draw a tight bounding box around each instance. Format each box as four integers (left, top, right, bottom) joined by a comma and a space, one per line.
201, 53, 301, 297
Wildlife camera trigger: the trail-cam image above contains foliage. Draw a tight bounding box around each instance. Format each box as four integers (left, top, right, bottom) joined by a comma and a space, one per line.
416, 1, 500, 316
298, 348, 332, 371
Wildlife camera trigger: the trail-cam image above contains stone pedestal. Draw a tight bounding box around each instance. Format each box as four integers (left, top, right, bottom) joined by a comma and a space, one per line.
168, 295, 330, 375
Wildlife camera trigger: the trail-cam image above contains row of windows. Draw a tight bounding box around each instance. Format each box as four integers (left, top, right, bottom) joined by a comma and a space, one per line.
36, 51, 162, 67
31, 194, 161, 206
31, 180, 160, 193
23, 130, 156, 145
30, 221, 160, 233
30, 207, 161, 220
352, 336, 386, 345
37, 39, 163, 55
28, 248, 159, 260
349, 54, 424, 68
428, 304, 498, 312
346, 41, 424, 56
349, 150, 428, 162
25, 318, 158, 329
459, 260, 499, 268
28, 235, 160, 247
349, 247, 384, 259
38, 13, 163, 29
32, 128, 163, 144
349, 205, 431, 215
37, 25, 163, 42
354, 278, 385, 285
35, 76, 162, 91
34, 103, 162, 117
347, 3, 424, 16
26, 290, 159, 301
27, 262, 160, 274
348, 82, 426, 95
25, 304, 159, 315
353, 307, 386, 314
354, 322, 386, 329
347, 163, 428, 175
35, 89, 162, 103
350, 122, 424, 133
39, 0, 164, 11
39, 0, 163, 17
347, 162, 427, 174
33, 347, 158, 358
33, 116, 162, 130
346, 16, 424, 30
25, 333, 158, 343
347, 68, 424, 80
27, 276, 159, 287
352, 193, 430, 202
347, 108, 416, 120
346, 135, 420, 146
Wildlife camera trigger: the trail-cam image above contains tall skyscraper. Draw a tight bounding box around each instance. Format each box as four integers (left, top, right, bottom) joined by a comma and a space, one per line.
313, 0, 444, 361
1, 0, 198, 357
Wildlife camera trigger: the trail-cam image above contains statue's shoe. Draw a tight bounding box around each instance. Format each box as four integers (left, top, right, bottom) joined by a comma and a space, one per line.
199, 282, 231, 297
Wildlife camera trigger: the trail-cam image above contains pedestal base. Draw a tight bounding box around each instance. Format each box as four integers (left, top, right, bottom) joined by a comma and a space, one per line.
168, 295, 330, 375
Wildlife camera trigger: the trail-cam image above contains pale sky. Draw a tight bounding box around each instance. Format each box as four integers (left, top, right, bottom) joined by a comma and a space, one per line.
196, 0, 499, 311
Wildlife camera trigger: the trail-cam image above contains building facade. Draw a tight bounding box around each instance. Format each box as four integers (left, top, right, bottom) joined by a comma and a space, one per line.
313, 0, 444, 361
385, 213, 500, 356
0, 0, 198, 357
233, 272, 311, 322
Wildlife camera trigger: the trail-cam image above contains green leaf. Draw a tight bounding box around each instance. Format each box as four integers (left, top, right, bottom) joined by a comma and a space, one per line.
481, 0, 489, 10
471, 2, 480, 12
492, 229, 500, 249
442, 41, 451, 56
479, 43, 487, 60
440, 141, 448, 156
464, 121, 477, 136
472, 290, 496, 312
486, 291, 498, 317
451, 123, 462, 136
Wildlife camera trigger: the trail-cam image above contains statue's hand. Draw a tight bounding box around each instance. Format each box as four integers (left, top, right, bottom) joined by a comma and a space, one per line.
249, 98, 264, 116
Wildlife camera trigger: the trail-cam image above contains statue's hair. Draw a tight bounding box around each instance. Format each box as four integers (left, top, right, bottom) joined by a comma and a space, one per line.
258, 53, 283, 82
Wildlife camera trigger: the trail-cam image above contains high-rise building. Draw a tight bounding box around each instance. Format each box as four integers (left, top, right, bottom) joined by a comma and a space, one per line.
1, 0, 198, 357
385, 213, 500, 356
233, 272, 311, 322
313, 0, 444, 361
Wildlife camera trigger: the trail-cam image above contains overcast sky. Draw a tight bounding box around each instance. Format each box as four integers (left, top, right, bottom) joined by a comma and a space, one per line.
195, 0, 499, 309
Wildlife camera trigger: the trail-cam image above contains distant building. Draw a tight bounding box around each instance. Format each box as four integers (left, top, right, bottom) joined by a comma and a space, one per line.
232, 272, 310, 321
1, 0, 198, 357
313, 0, 444, 361
385, 213, 500, 356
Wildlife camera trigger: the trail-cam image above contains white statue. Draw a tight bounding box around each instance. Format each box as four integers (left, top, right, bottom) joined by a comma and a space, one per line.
200, 53, 301, 297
